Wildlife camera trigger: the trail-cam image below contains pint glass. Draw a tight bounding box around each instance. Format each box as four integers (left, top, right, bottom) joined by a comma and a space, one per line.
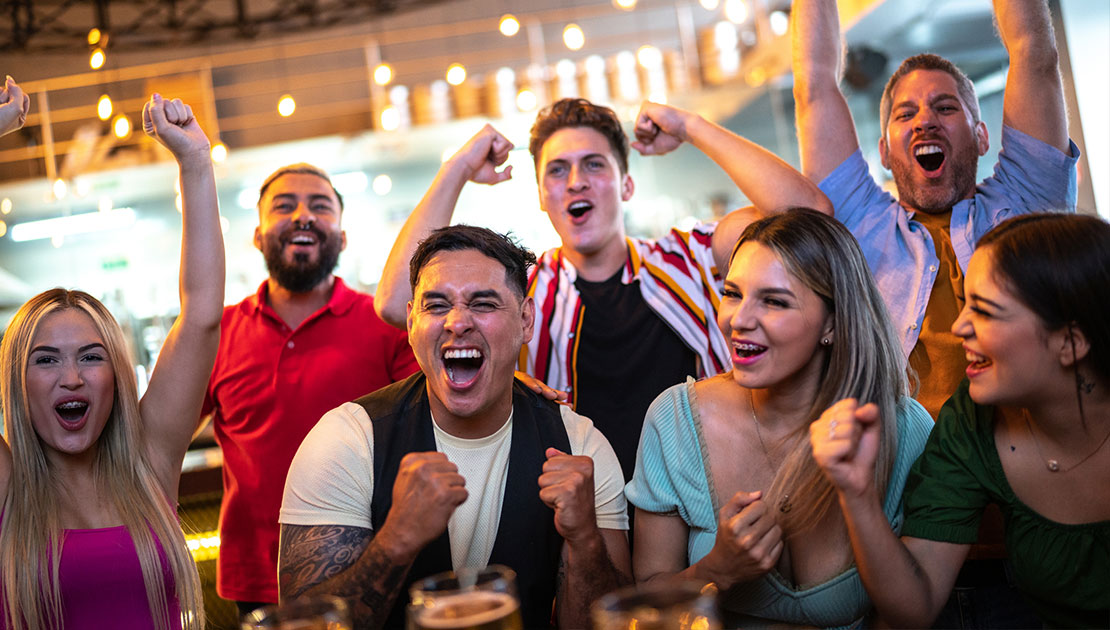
407, 565, 522, 630
591, 581, 720, 630
241, 595, 351, 630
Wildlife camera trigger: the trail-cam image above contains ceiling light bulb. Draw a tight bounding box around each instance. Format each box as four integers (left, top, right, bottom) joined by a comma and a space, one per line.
614, 0, 637, 9
499, 14, 520, 37
563, 24, 585, 51
372, 174, 393, 196
724, 0, 749, 24
278, 95, 296, 117
210, 142, 228, 163
87, 28, 102, 45
374, 63, 393, 86
769, 10, 790, 36
0, 221, 6, 239
446, 63, 467, 86
699, 0, 720, 9
112, 114, 130, 138
380, 106, 400, 131
97, 94, 113, 120
1, 198, 11, 214
637, 45, 663, 68
53, 179, 67, 200
89, 47, 106, 70
516, 88, 538, 112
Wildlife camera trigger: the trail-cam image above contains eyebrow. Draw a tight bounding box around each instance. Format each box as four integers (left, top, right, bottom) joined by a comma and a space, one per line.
30, 343, 106, 354
420, 289, 505, 301
270, 193, 336, 205
893, 93, 960, 111
969, 293, 1004, 310
722, 281, 796, 298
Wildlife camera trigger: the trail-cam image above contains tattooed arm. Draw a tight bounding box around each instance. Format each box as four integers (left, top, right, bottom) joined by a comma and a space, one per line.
278, 452, 467, 629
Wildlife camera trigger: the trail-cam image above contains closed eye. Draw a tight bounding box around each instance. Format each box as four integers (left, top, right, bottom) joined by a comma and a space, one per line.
470, 301, 498, 313
764, 297, 789, 308
81, 353, 106, 363
722, 288, 741, 300
32, 355, 58, 365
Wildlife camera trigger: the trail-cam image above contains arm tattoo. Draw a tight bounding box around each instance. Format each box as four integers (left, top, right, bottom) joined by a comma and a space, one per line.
279, 524, 413, 630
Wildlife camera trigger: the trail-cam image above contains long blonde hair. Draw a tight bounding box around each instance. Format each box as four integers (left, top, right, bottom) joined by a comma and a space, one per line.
731, 210, 909, 538
1, 289, 204, 630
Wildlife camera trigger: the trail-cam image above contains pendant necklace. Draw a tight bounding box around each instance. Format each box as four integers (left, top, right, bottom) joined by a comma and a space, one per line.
1023, 410, 1110, 473
750, 389, 791, 513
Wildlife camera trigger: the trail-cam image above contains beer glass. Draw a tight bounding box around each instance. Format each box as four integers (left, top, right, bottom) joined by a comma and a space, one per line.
407, 565, 522, 630
241, 595, 351, 630
591, 581, 720, 630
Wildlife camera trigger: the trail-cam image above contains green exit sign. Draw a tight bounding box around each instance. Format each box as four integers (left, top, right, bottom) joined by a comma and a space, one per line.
101, 257, 128, 271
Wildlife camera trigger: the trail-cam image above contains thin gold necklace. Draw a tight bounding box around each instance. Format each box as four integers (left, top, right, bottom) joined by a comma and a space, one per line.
749, 389, 791, 512
1022, 410, 1110, 473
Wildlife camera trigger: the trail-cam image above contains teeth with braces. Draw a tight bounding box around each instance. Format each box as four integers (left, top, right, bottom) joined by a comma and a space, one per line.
735, 343, 765, 351
57, 401, 87, 409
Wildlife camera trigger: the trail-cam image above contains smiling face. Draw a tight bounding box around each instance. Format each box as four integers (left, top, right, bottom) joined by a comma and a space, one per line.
879, 69, 987, 214
953, 247, 1069, 407
254, 172, 347, 292
537, 126, 633, 263
719, 242, 833, 396
407, 249, 535, 434
25, 309, 116, 463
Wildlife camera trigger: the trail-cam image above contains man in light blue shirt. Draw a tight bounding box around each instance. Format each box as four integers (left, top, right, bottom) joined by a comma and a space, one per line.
792, 0, 1078, 420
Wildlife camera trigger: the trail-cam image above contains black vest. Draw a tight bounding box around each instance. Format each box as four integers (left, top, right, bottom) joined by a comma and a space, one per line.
356, 373, 570, 630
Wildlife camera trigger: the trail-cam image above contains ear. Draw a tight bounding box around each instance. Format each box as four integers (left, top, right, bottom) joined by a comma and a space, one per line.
975, 121, 989, 156
339, 229, 348, 252
252, 226, 263, 252
406, 300, 415, 335
878, 136, 890, 170
821, 312, 835, 347
1055, 324, 1091, 368
521, 296, 536, 341
621, 173, 634, 202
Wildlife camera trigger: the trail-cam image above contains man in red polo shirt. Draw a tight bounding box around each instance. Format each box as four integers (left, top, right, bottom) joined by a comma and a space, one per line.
201, 164, 418, 616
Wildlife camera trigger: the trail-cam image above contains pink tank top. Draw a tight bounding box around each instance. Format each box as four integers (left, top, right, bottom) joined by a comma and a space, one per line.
1, 518, 180, 629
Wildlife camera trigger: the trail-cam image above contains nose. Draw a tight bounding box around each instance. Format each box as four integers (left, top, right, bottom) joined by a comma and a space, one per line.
444, 305, 475, 336
291, 202, 315, 228
567, 165, 588, 192
60, 359, 85, 389
951, 303, 973, 338
728, 297, 756, 333
913, 110, 938, 133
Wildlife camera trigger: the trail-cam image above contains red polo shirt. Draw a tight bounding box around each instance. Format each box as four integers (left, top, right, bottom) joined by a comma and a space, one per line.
202, 278, 417, 602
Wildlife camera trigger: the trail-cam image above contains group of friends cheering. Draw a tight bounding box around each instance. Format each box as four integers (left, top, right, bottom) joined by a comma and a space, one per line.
0, 0, 1106, 628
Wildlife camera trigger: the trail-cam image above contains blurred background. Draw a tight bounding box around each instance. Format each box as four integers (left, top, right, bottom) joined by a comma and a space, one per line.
1, 0, 1106, 625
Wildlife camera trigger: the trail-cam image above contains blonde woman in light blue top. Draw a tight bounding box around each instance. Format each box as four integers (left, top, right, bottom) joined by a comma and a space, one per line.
625, 209, 932, 628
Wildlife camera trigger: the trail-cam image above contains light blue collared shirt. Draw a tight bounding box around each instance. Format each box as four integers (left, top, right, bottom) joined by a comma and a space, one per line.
820, 126, 1079, 357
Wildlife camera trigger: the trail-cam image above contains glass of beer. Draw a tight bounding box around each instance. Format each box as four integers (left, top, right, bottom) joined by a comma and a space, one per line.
407, 565, 522, 630
591, 581, 720, 630
241, 595, 351, 629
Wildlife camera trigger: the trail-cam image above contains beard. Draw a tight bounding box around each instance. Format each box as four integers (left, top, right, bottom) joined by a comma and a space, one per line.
890, 141, 979, 214
261, 225, 342, 293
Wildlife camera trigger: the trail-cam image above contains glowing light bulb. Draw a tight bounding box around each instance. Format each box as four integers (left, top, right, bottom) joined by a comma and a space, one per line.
0, 198, 10, 214
699, 0, 720, 9
516, 88, 538, 112
724, 0, 749, 24
210, 143, 228, 163
89, 47, 106, 70
277, 95, 296, 117
87, 28, 102, 45
613, 0, 637, 9
374, 63, 393, 86
372, 174, 393, 196
446, 64, 467, 86
563, 24, 585, 51
637, 45, 662, 68
112, 114, 130, 139
0, 221, 6, 239
53, 179, 67, 200
769, 10, 789, 36
380, 106, 400, 131
97, 94, 113, 120
499, 14, 520, 37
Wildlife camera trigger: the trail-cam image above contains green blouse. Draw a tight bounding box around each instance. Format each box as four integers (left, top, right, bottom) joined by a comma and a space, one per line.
902, 380, 1110, 628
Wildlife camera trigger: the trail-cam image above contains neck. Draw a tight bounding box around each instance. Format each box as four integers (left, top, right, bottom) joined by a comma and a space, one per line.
750, 379, 820, 434
563, 238, 628, 282
427, 387, 515, 440
1022, 378, 1110, 447
266, 275, 335, 328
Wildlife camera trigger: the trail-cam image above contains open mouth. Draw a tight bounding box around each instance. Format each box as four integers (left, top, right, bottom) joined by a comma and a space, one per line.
965, 348, 992, 370
55, 400, 89, 424
567, 201, 593, 218
443, 348, 484, 385
914, 145, 945, 173
734, 342, 767, 360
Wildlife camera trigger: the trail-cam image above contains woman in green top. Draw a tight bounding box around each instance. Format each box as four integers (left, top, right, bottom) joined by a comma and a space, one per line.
810, 213, 1110, 628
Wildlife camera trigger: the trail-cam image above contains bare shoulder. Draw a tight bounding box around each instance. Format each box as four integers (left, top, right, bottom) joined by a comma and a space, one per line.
279, 523, 373, 599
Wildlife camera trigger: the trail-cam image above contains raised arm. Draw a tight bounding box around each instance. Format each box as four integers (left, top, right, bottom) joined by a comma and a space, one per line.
279, 452, 465, 629
538, 448, 631, 629
791, 0, 861, 181
138, 94, 224, 497
810, 399, 968, 627
994, 0, 1069, 153
374, 125, 514, 328
0, 76, 30, 137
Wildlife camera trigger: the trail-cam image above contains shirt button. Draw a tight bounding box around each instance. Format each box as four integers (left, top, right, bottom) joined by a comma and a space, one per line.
568, 332, 575, 339
929, 265, 937, 272
287, 341, 295, 349
909, 323, 918, 331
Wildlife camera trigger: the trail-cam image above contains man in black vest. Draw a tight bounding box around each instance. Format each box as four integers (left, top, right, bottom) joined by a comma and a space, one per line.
277, 225, 631, 629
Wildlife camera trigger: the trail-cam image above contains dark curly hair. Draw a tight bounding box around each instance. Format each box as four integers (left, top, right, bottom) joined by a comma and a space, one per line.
409, 225, 537, 298
529, 98, 630, 175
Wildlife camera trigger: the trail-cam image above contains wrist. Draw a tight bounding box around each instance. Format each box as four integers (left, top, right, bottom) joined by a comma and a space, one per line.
176, 150, 214, 172
374, 520, 426, 564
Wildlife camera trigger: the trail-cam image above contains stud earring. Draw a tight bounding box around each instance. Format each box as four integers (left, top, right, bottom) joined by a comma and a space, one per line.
821, 337, 831, 346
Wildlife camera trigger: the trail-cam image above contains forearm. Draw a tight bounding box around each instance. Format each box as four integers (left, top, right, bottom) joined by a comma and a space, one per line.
557, 531, 630, 630
994, 0, 1058, 68
375, 159, 469, 327
177, 151, 225, 330
684, 115, 831, 215
837, 489, 938, 628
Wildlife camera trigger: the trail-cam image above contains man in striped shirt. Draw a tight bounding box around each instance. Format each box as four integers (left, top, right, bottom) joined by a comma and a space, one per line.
376, 99, 829, 484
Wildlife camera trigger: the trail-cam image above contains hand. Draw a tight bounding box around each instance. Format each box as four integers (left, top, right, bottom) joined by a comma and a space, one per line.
516, 370, 569, 404
630, 101, 694, 156
0, 76, 30, 138
380, 452, 467, 556
810, 398, 881, 498
700, 490, 783, 588
538, 448, 598, 544
142, 93, 211, 162
448, 124, 514, 185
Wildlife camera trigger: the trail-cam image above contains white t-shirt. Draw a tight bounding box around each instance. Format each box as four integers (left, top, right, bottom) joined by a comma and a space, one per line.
280, 402, 628, 571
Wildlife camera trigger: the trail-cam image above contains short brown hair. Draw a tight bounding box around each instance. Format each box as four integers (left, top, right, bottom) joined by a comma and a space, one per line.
529, 98, 630, 175
257, 163, 344, 211
879, 53, 980, 139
